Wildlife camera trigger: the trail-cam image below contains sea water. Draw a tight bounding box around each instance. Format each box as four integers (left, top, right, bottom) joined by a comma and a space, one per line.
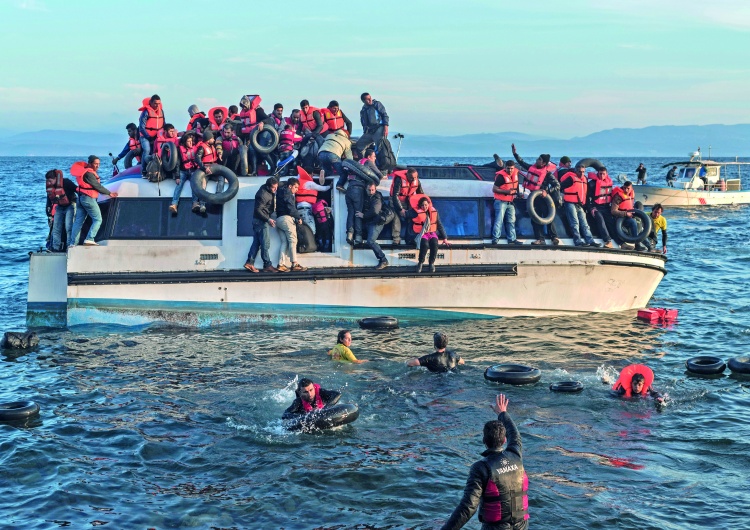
1, 156, 749, 529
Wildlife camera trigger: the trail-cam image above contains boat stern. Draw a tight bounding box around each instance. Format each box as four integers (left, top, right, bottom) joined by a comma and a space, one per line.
27, 252, 68, 328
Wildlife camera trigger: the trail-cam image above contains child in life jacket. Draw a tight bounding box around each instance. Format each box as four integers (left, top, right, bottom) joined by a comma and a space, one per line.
612, 364, 664, 404
312, 199, 332, 252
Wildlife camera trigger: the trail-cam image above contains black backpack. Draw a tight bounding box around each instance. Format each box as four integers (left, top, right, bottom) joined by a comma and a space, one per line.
296, 223, 318, 253
144, 156, 163, 182
376, 137, 397, 174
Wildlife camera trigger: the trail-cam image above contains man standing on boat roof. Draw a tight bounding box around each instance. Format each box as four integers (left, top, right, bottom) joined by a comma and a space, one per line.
137, 94, 164, 165
112, 123, 141, 166
70, 155, 118, 246
491, 160, 523, 246
610, 181, 637, 250
244, 177, 280, 273
635, 163, 647, 185
440, 394, 529, 530
356, 92, 389, 157
585, 166, 615, 248
512, 145, 561, 245
559, 164, 601, 247
665, 166, 678, 187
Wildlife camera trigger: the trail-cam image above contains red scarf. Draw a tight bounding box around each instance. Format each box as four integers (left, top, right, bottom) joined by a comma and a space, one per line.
301, 383, 324, 412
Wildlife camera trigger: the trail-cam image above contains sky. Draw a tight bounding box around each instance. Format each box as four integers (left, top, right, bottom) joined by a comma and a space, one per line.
1, 0, 749, 138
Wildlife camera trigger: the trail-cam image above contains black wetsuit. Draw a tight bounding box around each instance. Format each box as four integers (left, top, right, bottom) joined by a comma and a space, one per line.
417, 350, 462, 373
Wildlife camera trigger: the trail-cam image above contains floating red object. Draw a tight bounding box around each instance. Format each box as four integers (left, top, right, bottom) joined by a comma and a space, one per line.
637, 308, 678, 323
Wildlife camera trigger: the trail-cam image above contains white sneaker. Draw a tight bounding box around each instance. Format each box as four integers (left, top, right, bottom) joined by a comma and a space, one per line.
83, 240, 99, 246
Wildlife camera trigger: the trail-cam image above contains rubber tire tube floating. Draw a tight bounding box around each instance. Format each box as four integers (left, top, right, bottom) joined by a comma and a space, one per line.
685, 356, 726, 375
190, 164, 240, 205
282, 404, 360, 431
358, 316, 399, 330
615, 209, 653, 244
728, 356, 750, 375
549, 381, 584, 393
0, 401, 40, 422
484, 364, 542, 385
527, 190, 556, 225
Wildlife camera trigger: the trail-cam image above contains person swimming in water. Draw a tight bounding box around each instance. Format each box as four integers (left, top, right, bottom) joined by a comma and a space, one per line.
283, 378, 341, 417
328, 330, 368, 364
612, 364, 664, 404
406, 332, 464, 373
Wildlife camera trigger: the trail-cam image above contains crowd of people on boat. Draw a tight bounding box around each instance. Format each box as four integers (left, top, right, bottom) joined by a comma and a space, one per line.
287, 326, 661, 530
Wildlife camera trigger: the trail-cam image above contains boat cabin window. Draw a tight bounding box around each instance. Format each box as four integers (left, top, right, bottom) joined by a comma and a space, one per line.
107, 199, 222, 239
431, 198, 482, 237
411, 166, 482, 180
237, 199, 255, 237
682, 168, 696, 180
706, 166, 719, 177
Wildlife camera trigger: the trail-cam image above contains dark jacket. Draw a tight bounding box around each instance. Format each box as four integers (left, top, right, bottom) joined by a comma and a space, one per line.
253, 184, 276, 222
83, 171, 112, 196
276, 184, 301, 220
360, 100, 389, 131
283, 388, 341, 417
405, 207, 448, 240
442, 412, 527, 530
46, 178, 78, 217
417, 350, 462, 373
363, 190, 392, 224
391, 177, 424, 214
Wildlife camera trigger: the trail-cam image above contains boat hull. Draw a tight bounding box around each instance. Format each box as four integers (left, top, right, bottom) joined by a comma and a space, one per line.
634, 185, 750, 207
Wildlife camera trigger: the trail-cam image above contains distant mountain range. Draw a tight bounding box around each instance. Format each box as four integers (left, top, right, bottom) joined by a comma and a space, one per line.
1, 124, 748, 157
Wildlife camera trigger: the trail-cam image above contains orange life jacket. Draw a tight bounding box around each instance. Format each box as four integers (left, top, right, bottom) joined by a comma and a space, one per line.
493, 168, 519, 202
208, 106, 229, 132
524, 162, 556, 191
561, 171, 587, 205
154, 131, 179, 154
389, 170, 419, 202
321, 108, 346, 133
196, 141, 217, 165
411, 206, 439, 234
300, 106, 328, 134
611, 186, 634, 211
296, 170, 318, 204
186, 112, 206, 134
139, 97, 164, 138
46, 169, 71, 207
612, 364, 654, 397
71, 161, 101, 199
588, 171, 613, 205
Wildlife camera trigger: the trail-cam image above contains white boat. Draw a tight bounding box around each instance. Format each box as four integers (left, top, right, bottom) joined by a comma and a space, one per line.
27, 165, 667, 327
630, 151, 750, 207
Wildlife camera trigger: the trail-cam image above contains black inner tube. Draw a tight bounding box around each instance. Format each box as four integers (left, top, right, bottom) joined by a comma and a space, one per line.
574, 158, 605, 171
342, 160, 379, 185
190, 165, 239, 205
123, 149, 141, 169
282, 403, 359, 431
685, 356, 726, 375
160, 142, 178, 172
728, 356, 750, 374
615, 209, 653, 244
358, 316, 399, 330
549, 381, 584, 393
484, 364, 542, 385
252, 128, 279, 154
0, 401, 40, 421
527, 190, 556, 225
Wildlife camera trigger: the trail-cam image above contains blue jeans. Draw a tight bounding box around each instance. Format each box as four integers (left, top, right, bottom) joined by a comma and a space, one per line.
366, 211, 394, 261
172, 170, 193, 206
140, 135, 153, 160
247, 218, 272, 268
52, 202, 76, 251
563, 202, 594, 245
492, 200, 516, 242
319, 151, 345, 187
71, 194, 103, 245
345, 182, 366, 237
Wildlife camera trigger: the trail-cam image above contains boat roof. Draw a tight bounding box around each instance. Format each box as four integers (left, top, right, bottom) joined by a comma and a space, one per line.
660, 160, 722, 168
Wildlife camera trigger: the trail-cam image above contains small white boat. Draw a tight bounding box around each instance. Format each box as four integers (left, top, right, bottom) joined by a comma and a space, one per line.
630, 151, 750, 207
28, 165, 667, 327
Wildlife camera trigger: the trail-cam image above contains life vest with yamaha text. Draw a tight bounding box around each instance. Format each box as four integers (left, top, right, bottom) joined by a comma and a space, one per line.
561, 171, 587, 205
296, 168, 318, 204
524, 162, 556, 191
300, 106, 328, 134
71, 161, 101, 199
179, 145, 197, 171
479, 453, 529, 526
494, 168, 519, 202
46, 170, 71, 207
321, 108, 346, 133
389, 170, 419, 202
139, 97, 164, 139
589, 171, 613, 205
301, 383, 325, 412
612, 364, 654, 397
196, 141, 217, 165
611, 186, 634, 211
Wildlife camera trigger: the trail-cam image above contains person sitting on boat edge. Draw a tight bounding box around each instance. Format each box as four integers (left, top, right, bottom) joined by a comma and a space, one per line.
275, 177, 308, 272
155, 123, 180, 182
610, 181, 637, 250
612, 364, 664, 404
512, 144, 561, 245
665, 166, 678, 187
491, 160, 523, 246
406, 195, 450, 273
321, 100, 353, 137
170, 132, 198, 215
283, 378, 342, 417
112, 123, 141, 166
646, 203, 667, 254
328, 330, 368, 364
585, 166, 615, 248
440, 394, 528, 530
193, 130, 219, 214
70, 155, 119, 247
635, 163, 647, 185
390, 167, 424, 245
244, 177, 280, 273
360, 182, 395, 270
407, 332, 464, 373
559, 164, 601, 247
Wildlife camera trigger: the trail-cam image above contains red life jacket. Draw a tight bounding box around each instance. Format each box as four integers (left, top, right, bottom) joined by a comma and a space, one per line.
561, 171, 587, 205
588, 171, 613, 205
46, 169, 71, 207
207, 106, 229, 132
612, 364, 654, 397
321, 108, 346, 133
300, 106, 328, 134
280, 129, 302, 151
138, 97, 164, 138
296, 170, 318, 204
71, 161, 101, 199
301, 383, 325, 412
493, 168, 519, 202
479, 456, 529, 525
410, 195, 438, 234
523, 162, 556, 191
128, 136, 140, 151
186, 111, 206, 134
220, 132, 240, 153
611, 186, 634, 211
154, 131, 179, 154
389, 170, 419, 202
196, 141, 217, 165
179, 145, 197, 170
312, 200, 329, 224
239, 96, 262, 135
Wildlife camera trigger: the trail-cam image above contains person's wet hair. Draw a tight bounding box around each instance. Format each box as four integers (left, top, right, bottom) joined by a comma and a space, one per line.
298, 378, 314, 390
337, 330, 351, 344
228, 105, 238, 115
433, 332, 448, 350
483, 420, 506, 449
632, 373, 645, 385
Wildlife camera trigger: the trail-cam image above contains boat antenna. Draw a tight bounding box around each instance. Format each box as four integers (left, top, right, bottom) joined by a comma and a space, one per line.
393, 133, 405, 162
